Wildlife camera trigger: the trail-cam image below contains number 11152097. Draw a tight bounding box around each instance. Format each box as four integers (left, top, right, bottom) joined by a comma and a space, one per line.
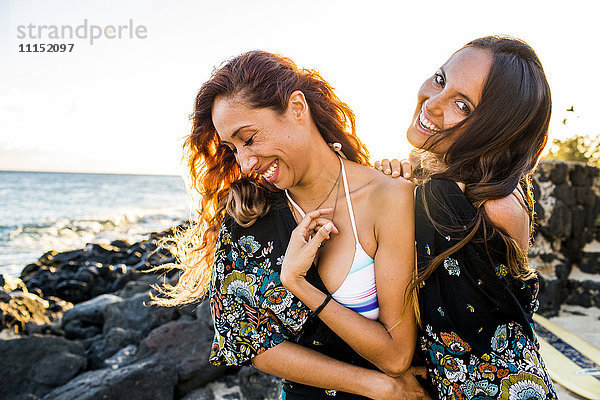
18, 43, 74, 53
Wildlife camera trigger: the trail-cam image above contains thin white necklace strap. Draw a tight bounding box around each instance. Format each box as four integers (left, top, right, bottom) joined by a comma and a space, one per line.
285, 190, 306, 218
339, 156, 360, 244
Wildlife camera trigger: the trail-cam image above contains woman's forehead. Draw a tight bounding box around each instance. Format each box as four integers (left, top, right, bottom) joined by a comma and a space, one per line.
212, 97, 274, 140
442, 47, 493, 106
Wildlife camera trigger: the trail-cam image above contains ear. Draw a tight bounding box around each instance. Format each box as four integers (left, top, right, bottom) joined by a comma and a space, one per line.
288, 90, 309, 123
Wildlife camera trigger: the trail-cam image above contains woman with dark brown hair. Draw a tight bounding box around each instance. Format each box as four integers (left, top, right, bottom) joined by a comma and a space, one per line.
377, 36, 558, 399
151, 51, 427, 399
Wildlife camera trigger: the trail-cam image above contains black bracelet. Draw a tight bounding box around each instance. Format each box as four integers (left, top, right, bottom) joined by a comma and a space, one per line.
310, 294, 332, 319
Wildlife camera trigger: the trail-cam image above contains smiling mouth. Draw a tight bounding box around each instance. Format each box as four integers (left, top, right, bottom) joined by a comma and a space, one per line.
418, 111, 441, 134
261, 160, 278, 181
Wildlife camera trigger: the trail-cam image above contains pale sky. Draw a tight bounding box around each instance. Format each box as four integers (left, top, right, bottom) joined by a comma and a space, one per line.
1, 0, 598, 176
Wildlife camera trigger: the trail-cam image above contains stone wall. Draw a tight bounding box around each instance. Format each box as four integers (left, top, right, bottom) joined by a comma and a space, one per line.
531, 160, 600, 316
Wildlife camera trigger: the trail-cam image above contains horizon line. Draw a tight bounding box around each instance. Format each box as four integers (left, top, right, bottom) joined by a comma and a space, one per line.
0, 169, 182, 177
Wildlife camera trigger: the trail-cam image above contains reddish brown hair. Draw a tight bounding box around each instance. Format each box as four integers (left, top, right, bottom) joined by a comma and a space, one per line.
150, 51, 369, 306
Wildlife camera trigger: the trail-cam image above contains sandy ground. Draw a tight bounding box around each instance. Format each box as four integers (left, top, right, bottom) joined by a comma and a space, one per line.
547, 305, 600, 400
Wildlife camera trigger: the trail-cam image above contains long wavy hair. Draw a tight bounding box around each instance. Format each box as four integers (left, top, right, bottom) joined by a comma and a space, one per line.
409, 36, 552, 312
150, 51, 369, 306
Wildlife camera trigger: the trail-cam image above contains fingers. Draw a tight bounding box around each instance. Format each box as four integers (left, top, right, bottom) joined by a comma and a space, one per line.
381, 159, 391, 175
292, 209, 338, 244
375, 159, 405, 176
390, 159, 401, 177
294, 208, 333, 233
306, 217, 338, 235
305, 222, 335, 254
400, 159, 413, 179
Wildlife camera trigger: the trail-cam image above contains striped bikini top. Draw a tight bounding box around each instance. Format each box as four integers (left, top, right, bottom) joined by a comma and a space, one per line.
285, 157, 380, 320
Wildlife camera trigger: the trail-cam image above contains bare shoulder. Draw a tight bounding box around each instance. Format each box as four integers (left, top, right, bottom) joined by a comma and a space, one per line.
484, 190, 530, 249
368, 168, 414, 206
346, 161, 414, 210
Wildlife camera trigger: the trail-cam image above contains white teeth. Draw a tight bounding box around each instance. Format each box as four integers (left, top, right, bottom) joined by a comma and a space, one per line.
262, 160, 278, 180
419, 112, 440, 133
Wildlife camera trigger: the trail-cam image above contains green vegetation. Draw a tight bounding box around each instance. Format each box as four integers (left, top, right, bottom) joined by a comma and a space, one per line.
545, 134, 600, 167
544, 106, 599, 167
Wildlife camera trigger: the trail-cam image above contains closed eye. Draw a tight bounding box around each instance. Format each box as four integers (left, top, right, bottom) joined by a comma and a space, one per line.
244, 135, 255, 146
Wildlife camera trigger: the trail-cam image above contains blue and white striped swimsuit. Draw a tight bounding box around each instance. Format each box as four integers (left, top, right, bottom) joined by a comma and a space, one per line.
285, 157, 380, 320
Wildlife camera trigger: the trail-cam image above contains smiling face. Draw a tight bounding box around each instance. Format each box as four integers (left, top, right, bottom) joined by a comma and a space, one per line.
407, 47, 493, 154
211, 94, 309, 189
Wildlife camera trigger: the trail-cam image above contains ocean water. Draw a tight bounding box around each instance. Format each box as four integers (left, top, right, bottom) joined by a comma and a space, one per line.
0, 171, 193, 277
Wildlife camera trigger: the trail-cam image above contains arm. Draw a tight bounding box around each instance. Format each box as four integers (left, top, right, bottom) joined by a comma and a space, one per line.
484, 191, 530, 252
253, 341, 428, 400
281, 180, 417, 376
211, 210, 427, 399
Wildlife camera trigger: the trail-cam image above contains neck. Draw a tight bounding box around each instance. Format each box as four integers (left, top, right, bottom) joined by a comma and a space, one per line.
286, 139, 342, 209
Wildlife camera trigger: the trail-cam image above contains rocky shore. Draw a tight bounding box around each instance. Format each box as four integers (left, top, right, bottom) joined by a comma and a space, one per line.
0, 223, 280, 400
1, 160, 598, 400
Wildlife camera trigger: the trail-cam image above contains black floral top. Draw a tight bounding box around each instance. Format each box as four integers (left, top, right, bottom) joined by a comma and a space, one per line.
209, 192, 309, 366
415, 179, 557, 400
208, 191, 375, 399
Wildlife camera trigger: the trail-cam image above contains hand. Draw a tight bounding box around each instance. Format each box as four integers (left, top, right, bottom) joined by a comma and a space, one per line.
374, 158, 413, 180
280, 208, 339, 288
375, 366, 431, 400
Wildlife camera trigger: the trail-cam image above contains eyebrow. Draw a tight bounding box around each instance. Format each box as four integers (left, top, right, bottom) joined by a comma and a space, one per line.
440, 67, 476, 106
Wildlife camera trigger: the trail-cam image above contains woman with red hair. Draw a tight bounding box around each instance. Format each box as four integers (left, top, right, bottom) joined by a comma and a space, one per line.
152, 51, 425, 399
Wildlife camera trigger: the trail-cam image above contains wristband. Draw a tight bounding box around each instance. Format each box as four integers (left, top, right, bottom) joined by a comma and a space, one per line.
310, 294, 332, 319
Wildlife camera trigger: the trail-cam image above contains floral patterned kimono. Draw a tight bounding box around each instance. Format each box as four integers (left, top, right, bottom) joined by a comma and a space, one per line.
415, 179, 557, 400
208, 192, 309, 367
208, 190, 374, 399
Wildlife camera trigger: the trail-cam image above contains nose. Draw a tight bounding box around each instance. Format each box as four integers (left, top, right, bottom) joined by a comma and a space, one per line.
424, 91, 444, 117
237, 149, 258, 174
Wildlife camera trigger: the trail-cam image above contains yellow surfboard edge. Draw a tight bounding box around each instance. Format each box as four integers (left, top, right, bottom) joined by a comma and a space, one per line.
533, 313, 600, 399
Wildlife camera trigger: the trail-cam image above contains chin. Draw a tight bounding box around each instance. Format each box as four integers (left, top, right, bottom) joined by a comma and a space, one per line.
407, 122, 428, 149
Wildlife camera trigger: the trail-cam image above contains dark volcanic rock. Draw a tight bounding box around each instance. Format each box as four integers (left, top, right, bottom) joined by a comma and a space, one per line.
62, 318, 101, 340
135, 316, 225, 396
103, 343, 138, 369
238, 367, 282, 400
52, 249, 84, 264
110, 239, 131, 251
0, 292, 52, 333
62, 293, 122, 325
549, 162, 568, 184
566, 279, 600, 308
580, 252, 600, 274
87, 327, 142, 370
61, 294, 122, 339
102, 292, 177, 337
82, 243, 125, 265
0, 336, 86, 399
537, 275, 568, 317
20, 262, 43, 280
55, 279, 89, 303
42, 356, 177, 400
113, 273, 163, 299
181, 387, 215, 400
0, 289, 11, 302
541, 200, 572, 239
